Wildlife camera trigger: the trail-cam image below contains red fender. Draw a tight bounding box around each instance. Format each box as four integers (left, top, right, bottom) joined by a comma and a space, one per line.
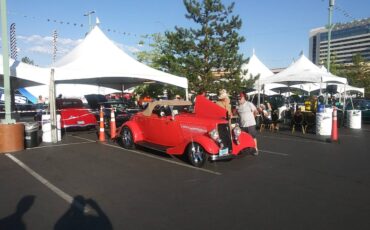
167, 135, 220, 155
116, 121, 144, 142
232, 132, 256, 154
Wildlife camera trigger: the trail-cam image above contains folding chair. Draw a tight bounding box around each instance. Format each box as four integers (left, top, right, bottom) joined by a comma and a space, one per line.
260, 113, 273, 132
304, 112, 316, 133
292, 113, 305, 134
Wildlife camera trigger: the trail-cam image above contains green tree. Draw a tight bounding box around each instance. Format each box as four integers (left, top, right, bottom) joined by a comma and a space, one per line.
324, 53, 341, 76
337, 54, 370, 97
163, 0, 253, 94
135, 34, 186, 99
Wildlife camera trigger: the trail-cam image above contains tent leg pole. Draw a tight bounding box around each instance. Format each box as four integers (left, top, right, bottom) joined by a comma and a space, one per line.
185, 88, 189, 101
49, 68, 58, 143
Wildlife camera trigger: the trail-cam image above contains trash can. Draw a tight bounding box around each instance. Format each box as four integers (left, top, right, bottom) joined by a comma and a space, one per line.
24, 122, 40, 148
347, 110, 361, 129
316, 108, 333, 135
42, 114, 62, 142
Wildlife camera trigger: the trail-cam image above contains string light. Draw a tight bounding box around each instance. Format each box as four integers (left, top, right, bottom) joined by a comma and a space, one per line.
52, 30, 58, 63
10, 23, 17, 60
333, 4, 356, 21
8, 11, 155, 43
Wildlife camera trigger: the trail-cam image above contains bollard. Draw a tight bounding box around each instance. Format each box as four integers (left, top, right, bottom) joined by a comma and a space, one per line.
99, 106, 105, 142
110, 108, 116, 139
331, 106, 338, 142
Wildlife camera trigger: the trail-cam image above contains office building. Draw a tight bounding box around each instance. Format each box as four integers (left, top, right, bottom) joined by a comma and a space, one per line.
309, 18, 370, 65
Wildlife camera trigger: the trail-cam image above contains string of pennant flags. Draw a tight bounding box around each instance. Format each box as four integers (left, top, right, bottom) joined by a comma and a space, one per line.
8, 11, 157, 41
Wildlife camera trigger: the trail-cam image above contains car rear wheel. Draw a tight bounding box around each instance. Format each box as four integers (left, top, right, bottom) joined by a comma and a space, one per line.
187, 142, 207, 167
119, 126, 135, 149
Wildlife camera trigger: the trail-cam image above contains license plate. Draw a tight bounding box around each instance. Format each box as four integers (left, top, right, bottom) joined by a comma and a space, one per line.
77, 121, 85, 125
219, 148, 229, 156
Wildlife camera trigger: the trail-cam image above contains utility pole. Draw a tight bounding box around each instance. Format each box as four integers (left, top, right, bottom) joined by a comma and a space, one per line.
84, 10, 95, 33
327, 0, 335, 72
1, 0, 14, 124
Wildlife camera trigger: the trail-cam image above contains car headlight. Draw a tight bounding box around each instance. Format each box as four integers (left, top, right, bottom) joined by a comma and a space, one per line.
233, 126, 241, 137
209, 128, 224, 148
209, 128, 219, 141
233, 125, 242, 144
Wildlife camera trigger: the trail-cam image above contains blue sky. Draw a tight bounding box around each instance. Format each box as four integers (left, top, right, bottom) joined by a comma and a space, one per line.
4, 0, 370, 69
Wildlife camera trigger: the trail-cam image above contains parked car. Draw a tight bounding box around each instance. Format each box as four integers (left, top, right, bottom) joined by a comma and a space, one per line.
84, 94, 141, 127
56, 98, 97, 129
34, 98, 96, 130
115, 95, 256, 167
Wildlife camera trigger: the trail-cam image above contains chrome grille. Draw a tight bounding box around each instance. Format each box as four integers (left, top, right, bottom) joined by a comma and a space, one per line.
217, 123, 232, 152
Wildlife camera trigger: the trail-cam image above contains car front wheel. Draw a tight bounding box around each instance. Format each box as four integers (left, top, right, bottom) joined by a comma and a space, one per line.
187, 142, 207, 167
119, 126, 135, 149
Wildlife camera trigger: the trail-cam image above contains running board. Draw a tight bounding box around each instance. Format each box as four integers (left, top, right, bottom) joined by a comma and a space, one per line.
136, 141, 170, 152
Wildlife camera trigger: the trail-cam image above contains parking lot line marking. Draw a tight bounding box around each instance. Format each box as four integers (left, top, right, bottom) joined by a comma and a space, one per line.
69, 135, 222, 176
70, 135, 97, 142
103, 142, 222, 176
259, 135, 328, 144
27, 141, 95, 150
5, 153, 90, 213
260, 149, 289, 156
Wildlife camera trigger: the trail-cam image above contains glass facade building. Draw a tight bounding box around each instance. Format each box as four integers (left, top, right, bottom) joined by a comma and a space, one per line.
309, 18, 370, 65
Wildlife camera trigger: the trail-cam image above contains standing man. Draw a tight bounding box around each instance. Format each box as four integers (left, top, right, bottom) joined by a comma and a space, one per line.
216, 89, 232, 119
237, 92, 259, 154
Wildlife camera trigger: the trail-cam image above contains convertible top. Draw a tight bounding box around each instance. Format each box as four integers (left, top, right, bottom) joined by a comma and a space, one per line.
142, 100, 192, 116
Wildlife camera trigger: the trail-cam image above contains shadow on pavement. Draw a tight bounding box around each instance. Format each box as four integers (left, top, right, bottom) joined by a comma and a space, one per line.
54, 195, 113, 230
0, 195, 36, 230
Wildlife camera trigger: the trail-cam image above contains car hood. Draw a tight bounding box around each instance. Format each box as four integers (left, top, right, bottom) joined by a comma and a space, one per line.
194, 95, 228, 119
84, 94, 107, 109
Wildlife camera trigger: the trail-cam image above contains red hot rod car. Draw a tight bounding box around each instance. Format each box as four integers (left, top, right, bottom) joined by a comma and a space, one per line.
116, 95, 256, 167
56, 98, 97, 129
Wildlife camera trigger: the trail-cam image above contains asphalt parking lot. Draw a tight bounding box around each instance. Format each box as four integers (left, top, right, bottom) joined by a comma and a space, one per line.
1, 124, 370, 230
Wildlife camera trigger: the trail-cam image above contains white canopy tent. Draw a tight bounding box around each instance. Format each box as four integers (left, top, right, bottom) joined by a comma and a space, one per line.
289, 83, 364, 96
241, 52, 286, 92
0, 55, 49, 88
241, 52, 284, 105
260, 54, 347, 86
241, 52, 274, 83
52, 25, 188, 92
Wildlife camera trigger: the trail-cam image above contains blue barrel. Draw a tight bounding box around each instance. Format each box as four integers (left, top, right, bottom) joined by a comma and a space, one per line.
317, 104, 325, 113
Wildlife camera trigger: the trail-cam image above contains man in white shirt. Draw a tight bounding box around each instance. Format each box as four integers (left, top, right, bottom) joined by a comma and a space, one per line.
237, 92, 258, 154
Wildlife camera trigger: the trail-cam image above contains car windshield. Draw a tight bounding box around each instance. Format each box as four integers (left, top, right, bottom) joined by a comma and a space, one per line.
346, 99, 370, 110
57, 100, 83, 109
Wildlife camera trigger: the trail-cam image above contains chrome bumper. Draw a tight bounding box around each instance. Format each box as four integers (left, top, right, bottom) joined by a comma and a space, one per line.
208, 153, 234, 161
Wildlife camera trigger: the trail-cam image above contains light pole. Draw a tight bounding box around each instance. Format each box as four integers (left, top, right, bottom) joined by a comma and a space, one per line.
327, 0, 335, 72
1, 0, 14, 124
84, 10, 95, 32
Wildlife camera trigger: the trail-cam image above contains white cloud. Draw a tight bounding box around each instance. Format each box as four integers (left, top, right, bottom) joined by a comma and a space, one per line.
15, 33, 142, 65
125, 45, 141, 53
113, 41, 142, 54
28, 45, 52, 54
17, 34, 81, 56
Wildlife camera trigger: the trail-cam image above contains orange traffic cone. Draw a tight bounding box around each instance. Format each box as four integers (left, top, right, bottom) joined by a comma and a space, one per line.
99, 106, 106, 142
331, 106, 338, 142
110, 108, 116, 139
